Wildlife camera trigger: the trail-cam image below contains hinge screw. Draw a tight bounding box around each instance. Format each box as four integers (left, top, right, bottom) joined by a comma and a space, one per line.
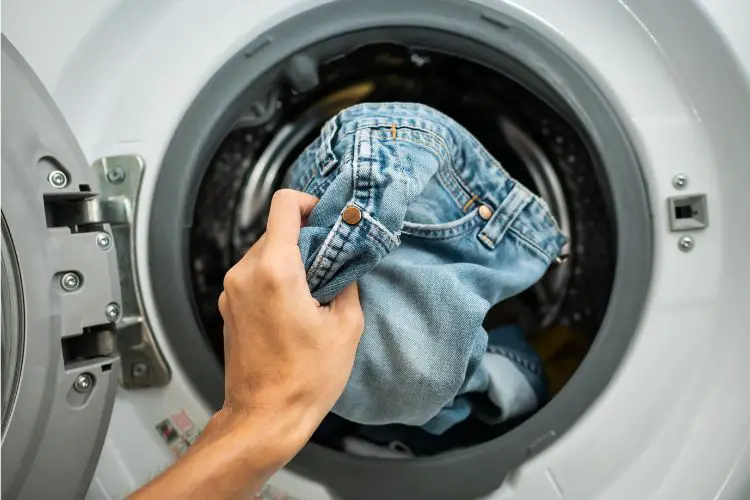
48, 170, 69, 188
106, 167, 126, 184
60, 272, 81, 291
672, 174, 688, 190
73, 373, 94, 393
678, 235, 695, 252
96, 232, 113, 250
105, 302, 121, 322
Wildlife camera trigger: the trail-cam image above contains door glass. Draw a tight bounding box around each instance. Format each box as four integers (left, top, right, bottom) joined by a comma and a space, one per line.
1, 214, 24, 438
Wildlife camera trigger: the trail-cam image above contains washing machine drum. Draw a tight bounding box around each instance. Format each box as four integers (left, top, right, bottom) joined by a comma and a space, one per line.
146, 6, 652, 498
1, 38, 122, 500
190, 42, 617, 449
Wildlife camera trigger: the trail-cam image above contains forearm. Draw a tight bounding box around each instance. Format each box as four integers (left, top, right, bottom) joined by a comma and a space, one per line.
129, 408, 315, 500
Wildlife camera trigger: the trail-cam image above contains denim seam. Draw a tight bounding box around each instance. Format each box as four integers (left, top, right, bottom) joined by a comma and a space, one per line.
486, 346, 543, 375
349, 128, 452, 173
306, 213, 398, 291
360, 209, 400, 247
390, 134, 480, 215
317, 116, 340, 175
446, 163, 479, 208
339, 124, 452, 163
388, 129, 479, 212
333, 114, 456, 164
320, 157, 337, 175
436, 167, 473, 214
389, 136, 450, 166
368, 225, 399, 250
402, 207, 479, 232
317, 228, 353, 287
353, 129, 374, 212
355, 126, 473, 222
335, 124, 481, 216
401, 211, 484, 240
507, 226, 556, 263
301, 172, 320, 193
508, 215, 556, 254
306, 218, 346, 289
402, 226, 480, 241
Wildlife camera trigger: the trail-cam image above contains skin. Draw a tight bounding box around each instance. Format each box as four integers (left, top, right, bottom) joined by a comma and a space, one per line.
129, 190, 365, 500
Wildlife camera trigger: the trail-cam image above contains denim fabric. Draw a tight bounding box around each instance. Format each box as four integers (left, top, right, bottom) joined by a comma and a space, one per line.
424, 324, 547, 433
287, 103, 566, 433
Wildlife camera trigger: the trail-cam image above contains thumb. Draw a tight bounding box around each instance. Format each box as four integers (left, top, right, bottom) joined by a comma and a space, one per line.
329, 282, 364, 335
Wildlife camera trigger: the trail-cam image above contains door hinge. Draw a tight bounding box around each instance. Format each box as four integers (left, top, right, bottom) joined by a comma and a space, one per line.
45, 155, 171, 388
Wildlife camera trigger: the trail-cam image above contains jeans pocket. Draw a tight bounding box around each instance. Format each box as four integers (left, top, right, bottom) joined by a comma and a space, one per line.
401, 208, 485, 239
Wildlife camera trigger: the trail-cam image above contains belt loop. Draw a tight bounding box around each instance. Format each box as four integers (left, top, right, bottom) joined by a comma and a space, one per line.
315, 114, 339, 175
478, 184, 531, 249
351, 127, 375, 212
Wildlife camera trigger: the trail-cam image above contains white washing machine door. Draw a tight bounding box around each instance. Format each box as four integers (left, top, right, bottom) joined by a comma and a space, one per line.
1, 38, 123, 500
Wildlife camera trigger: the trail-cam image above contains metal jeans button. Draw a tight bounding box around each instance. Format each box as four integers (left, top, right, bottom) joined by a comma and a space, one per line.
478, 205, 493, 220
342, 205, 362, 225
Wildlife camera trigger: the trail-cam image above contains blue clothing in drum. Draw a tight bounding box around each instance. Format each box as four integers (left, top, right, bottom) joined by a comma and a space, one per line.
286, 103, 566, 434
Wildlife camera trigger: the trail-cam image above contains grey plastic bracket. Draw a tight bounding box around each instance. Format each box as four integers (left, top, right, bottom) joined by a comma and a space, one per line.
42, 155, 171, 388
48, 229, 121, 337
88, 156, 172, 388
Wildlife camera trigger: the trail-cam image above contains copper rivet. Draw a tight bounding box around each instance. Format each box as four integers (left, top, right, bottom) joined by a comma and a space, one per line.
478, 205, 493, 220
342, 205, 362, 225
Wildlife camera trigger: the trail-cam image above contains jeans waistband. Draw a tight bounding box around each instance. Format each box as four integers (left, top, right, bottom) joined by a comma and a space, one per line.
316, 103, 566, 260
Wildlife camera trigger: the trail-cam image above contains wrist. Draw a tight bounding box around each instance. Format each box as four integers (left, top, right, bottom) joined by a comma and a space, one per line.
203, 405, 318, 471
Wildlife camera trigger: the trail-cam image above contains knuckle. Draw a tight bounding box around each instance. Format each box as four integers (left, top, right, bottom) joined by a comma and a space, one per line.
256, 264, 282, 290
272, 188, 296, 204
255, 255, 278, 279
217, 291, 228, 315
222, 268, 243, 293
258, 254, 296, 287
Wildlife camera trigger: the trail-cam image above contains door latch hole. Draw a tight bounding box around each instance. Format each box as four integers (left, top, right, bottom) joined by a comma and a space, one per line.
61, 327, 116, 368
668, 194, 708, 231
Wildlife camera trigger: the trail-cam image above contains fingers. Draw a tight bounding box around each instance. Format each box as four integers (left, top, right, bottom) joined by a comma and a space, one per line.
265, 189, 319, 246
330, 282, 364, 335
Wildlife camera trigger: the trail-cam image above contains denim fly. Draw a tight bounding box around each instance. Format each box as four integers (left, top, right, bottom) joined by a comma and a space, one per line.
286, 103, 566, 434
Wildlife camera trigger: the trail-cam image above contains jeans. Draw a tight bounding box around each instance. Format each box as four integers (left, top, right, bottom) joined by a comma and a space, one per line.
287, 103, 566, 434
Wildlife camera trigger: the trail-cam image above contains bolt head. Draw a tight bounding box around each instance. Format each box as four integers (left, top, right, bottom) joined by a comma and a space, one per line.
105, 302, 121, 322
60, 272, 81, 291
96, 232, 112, 250
132, 363, 149, 378
672, 174, 688, 190
48, 170, 68, 188
106, 168, 126, 184
678, 235, 695, 252
74, 373, 94, 393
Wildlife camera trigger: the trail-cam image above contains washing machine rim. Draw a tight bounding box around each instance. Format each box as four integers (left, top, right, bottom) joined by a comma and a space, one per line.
147, 1, 653, 498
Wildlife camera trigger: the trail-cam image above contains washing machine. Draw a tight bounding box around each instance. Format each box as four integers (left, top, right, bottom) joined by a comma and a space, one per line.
2, 0, 750, 499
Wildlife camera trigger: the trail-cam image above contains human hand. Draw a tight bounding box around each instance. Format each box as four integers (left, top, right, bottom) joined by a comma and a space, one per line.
217, 189, 364, 443
130, 190, 363, 500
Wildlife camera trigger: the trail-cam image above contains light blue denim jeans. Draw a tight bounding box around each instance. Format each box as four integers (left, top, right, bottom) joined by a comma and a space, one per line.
287, 103, 566, 434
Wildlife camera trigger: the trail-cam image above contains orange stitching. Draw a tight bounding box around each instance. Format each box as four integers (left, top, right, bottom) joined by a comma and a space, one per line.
391, 124, 397, 139
462, 194, 479, 212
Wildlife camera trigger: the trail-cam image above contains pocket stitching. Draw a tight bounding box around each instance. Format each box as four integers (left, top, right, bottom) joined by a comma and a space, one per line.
401, 211, 484, 240
507, 226, 556, 263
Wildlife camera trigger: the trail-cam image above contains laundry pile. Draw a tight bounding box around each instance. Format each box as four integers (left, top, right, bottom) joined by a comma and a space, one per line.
286, 102, 572, 453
